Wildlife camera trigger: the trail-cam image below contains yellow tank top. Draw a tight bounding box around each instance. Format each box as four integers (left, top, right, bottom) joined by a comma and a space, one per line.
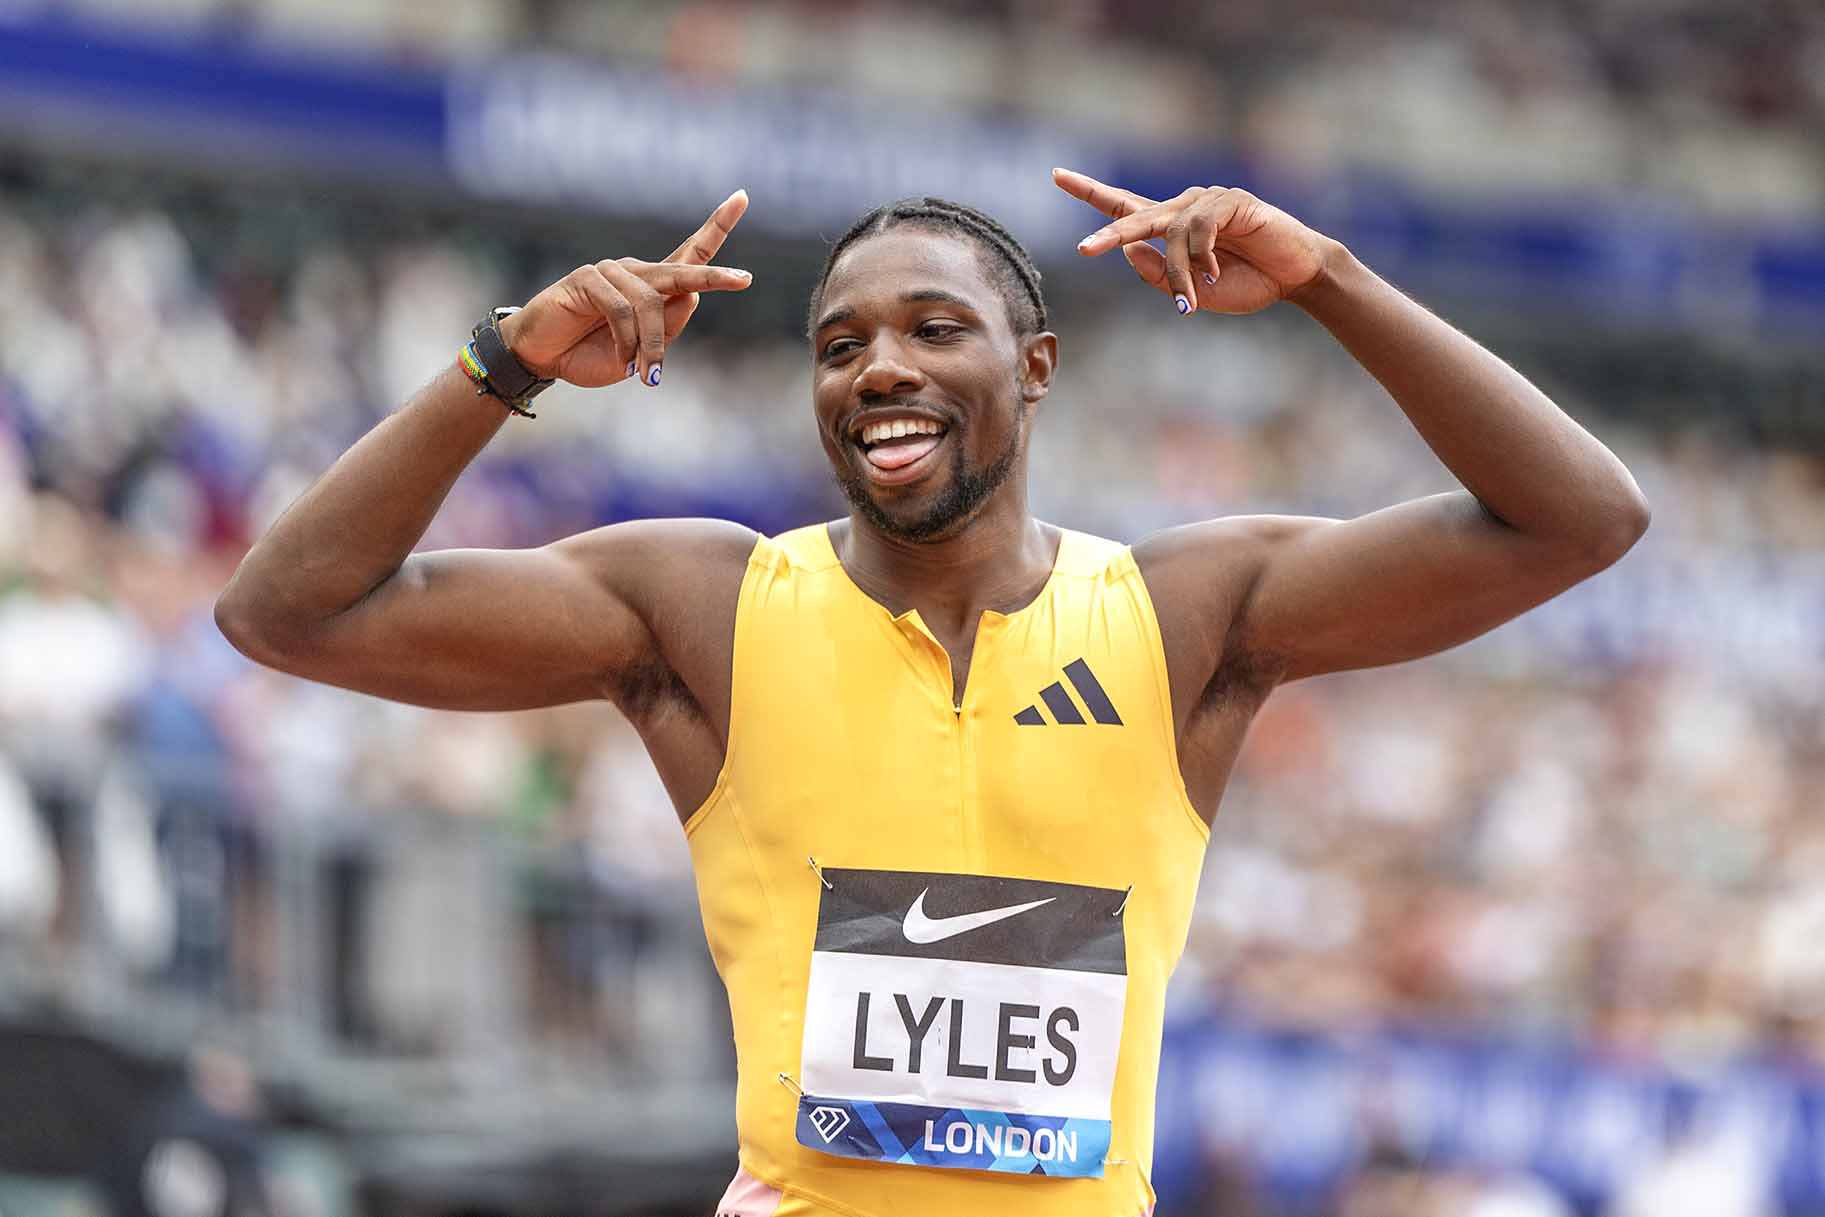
685, 523, 1209, 1217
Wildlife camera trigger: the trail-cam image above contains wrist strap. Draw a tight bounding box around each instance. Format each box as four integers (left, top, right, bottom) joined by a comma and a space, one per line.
461, 308, 553, 418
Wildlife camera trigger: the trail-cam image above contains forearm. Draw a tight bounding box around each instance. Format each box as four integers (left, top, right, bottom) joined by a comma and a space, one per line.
1291, 244, 1650, 556
217, 363, 508, 649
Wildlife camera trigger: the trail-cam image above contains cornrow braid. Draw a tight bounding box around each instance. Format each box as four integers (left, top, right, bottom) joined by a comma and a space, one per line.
807, 197, 1048, 339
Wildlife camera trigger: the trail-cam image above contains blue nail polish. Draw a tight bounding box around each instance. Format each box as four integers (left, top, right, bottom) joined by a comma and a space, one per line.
647, 363, 663, 387
1202, 272, 1216, 285
1175, 294, 1191, 315
626, 361, 637, 377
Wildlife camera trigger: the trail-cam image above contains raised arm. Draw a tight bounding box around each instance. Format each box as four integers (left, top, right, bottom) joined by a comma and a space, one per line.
214, 193, 758, 714
1055, 169, 1649, 704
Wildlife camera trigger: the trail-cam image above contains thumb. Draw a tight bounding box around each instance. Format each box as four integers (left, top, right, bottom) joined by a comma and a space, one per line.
663, 291, 701, 343
1121, 242, 1170, 293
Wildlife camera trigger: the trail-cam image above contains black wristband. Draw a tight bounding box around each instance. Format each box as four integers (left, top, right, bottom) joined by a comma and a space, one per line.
468, 307, 554, 414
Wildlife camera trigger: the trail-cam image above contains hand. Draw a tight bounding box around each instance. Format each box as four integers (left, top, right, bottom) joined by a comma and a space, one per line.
500, 190, 753, 389
1053, 169, 1332, 316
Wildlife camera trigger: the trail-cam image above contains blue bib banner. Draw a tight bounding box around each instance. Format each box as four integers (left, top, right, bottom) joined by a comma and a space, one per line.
794, 1095, 1112, 1177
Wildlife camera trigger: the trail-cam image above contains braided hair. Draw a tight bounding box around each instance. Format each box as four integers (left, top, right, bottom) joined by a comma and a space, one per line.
807, 198, 1049, 339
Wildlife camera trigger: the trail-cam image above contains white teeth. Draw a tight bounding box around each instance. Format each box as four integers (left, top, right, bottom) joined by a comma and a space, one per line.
859, 417, 944, 445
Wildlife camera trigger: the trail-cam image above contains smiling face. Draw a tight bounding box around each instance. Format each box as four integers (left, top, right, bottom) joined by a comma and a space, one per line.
811, 228, 1056, 543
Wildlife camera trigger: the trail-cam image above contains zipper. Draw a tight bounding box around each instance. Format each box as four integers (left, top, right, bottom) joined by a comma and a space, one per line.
954, 612, 1001, 873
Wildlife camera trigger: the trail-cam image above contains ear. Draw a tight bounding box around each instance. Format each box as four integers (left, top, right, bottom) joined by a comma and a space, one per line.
1018, 332, 1058, 405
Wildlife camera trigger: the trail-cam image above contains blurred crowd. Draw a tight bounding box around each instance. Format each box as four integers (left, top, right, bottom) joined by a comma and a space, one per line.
37, 0, 1825, 220
4, 159, 1825, 1214
5, 162, 1825, 1064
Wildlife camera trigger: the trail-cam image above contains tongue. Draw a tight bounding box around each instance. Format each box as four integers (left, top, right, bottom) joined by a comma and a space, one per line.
866, 434, 942, 470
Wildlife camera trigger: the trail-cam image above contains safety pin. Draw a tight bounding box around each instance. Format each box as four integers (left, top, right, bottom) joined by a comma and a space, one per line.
1103, 1155, 1127, 1166
1112, 886, 1132, 917
807, 856, 833, 891
777, 1072, 805, 1096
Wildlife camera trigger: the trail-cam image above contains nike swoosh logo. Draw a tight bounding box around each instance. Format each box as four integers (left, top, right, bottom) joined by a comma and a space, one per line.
901, 889, 1056, 945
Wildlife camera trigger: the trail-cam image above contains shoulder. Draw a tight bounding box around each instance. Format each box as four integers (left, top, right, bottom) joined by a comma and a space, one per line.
548, 516, 759, 632
1130, 515, 1333, 708
1132, 514, 1327, 575
551, 518, 759, 733
1131, 514, 1329, 615
552, 516, 760, 578
1049, 526, 1128, 580
764, 521, 844, 573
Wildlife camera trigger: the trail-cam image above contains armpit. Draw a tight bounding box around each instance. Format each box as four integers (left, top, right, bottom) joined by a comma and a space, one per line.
605, 654, 709, 729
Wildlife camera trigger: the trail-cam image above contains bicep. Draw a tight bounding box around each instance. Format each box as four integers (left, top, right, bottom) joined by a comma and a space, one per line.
1233, 491, 1607, 682
281, 544, 643, 710
268, 519, 753, 712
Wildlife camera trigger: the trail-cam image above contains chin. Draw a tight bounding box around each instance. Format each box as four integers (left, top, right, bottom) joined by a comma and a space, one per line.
839, 472, 970, 543
834, 429, 1018, 544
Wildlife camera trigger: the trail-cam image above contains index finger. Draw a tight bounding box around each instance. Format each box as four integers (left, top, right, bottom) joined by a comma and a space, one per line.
1051, 167, 1158, 220
633, 261, 755, 295
1074, 200, 1179, 256
665, 189, 750, 265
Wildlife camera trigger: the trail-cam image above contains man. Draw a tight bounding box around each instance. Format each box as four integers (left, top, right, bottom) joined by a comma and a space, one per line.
216, 171, 1649, 1217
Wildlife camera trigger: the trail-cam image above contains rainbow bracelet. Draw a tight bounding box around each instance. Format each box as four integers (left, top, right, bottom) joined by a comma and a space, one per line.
457, 340, 536, 418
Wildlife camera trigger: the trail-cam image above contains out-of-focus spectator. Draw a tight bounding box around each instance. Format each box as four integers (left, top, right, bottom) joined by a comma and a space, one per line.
1605, 1120, 1779, 1217
0, 755, 57, 939
4, 171, 1825, 1065
101, 1047, 274, 1217
2, 131, 1823, 1215
61, 0, 1821, 218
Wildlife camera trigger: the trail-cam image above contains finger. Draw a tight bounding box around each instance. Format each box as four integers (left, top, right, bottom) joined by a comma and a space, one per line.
666, 189, 750, 266
1050, 167, 1158, 220
1076, 189, 1196, 256
598, 259, 668, 387
1164, 215, 1198, 315
1182, 204, 1223, 295
663, 291, 700, 344
632, 260, 754, 296
570, 264, 639, 381
1196, 249, 1223, 288
1120, 242, 1170, 292
558, 329, 638, 389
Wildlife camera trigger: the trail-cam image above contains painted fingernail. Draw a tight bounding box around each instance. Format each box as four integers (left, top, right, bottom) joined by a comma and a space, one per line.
646, 363, 663, 387
626, 360, 637, 378
1175, 294, 1192, 315
1202, 272, 1216, 285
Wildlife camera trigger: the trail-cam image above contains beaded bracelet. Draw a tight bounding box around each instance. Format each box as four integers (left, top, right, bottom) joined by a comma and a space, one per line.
458, 339, 538, 419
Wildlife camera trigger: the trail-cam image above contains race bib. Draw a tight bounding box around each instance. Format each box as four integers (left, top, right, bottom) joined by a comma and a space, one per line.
793, 869, 1127, 1177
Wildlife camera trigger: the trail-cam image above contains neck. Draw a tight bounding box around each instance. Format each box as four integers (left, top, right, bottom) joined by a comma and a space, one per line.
833, 487, 1057, 638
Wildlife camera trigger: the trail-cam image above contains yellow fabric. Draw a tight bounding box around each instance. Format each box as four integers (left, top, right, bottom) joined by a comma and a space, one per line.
685, 523, 1209, 1217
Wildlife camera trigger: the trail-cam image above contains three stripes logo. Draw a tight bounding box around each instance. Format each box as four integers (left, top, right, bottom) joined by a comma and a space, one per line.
1013, 658, 1123, 727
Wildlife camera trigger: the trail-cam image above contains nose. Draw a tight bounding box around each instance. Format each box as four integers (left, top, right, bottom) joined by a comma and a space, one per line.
853, 335, 926, 402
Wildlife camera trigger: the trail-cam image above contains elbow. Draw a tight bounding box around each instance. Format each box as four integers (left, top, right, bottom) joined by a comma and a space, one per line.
1584, 486, 1652, 569
214, 584, 270, 665
214, 578, 307, 671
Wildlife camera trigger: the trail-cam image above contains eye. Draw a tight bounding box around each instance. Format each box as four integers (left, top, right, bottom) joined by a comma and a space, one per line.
820, 337, 861, 361
917, 321, 964, 342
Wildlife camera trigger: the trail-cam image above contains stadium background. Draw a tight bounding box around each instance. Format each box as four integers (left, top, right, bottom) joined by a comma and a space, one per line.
2, 1, 1824, 1215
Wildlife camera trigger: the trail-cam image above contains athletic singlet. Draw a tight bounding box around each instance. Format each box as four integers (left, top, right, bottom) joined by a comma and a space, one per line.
684, 523, 1210, 1217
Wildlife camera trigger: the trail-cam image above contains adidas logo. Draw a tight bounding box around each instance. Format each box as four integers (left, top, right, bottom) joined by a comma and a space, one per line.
1013, 658, 1123, 726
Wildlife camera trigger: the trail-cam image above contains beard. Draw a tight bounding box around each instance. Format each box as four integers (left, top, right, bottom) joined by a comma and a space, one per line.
835, 412, 1023, 544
